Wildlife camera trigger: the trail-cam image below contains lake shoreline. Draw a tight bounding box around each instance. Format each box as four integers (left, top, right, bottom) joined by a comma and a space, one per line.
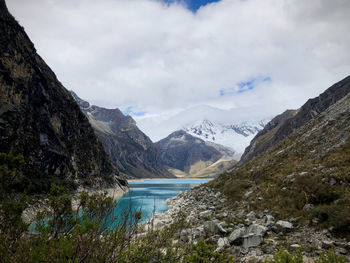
127, 177, 213, 182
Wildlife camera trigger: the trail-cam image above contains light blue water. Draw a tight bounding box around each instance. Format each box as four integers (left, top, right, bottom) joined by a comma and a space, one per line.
29, 178, 211, 232
114, 178, 211, 224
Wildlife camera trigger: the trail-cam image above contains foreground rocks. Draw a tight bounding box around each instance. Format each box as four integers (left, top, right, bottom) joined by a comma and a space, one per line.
142, 186, 350, 262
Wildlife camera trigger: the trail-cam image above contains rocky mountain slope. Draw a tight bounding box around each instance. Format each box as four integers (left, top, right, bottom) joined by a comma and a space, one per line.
205, 76, 350, 260
155, 130, 224, 176
71, 92, 173, 179
184, 119, 267, 157
240, 75, 350, 163
0, 2, 127, 192
141, 76, 350, 262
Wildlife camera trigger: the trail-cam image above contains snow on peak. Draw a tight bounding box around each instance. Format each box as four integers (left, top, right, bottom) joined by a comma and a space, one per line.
183, 119, 269, 156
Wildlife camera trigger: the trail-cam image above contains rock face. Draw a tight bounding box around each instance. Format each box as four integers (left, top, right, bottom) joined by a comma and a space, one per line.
71, 92, 173, 179
240, 75, 350, 163
155, 130, 223, 174
0, 2, 127, 192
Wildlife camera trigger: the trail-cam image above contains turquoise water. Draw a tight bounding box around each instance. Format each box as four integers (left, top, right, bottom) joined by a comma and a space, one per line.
29, 178, 211, 232
114, 178, 211, 224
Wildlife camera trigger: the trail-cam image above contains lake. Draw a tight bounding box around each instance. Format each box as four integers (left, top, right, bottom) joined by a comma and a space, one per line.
114, 178, 211, 224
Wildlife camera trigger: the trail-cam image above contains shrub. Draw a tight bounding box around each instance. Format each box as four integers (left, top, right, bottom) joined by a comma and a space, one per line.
264, 248, 303, 263
315, 249, 346, 263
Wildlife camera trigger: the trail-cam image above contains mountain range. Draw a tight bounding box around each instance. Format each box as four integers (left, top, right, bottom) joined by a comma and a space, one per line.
0, 4, 127, 193
240, 75, 350, 164
70, 91, 173, 179
136, 105, 270, 157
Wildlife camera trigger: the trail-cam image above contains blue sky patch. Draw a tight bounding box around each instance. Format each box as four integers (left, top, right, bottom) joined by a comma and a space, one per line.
220, 76, 271, 96
123, 106, 146, 117
161, 0, 221, 12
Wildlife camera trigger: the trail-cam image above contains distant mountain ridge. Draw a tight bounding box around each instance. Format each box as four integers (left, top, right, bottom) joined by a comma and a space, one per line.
184, 119, 268, 156
71, 91, 173, 179
0, 2, 127, 193
155, 130, 225, 176
240, 75, 350, 163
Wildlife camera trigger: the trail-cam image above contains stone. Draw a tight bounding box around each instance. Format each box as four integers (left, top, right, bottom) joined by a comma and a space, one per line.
257, 197, 265, 202
330, 178, 337, 185
242, 233, 263, 248
264, 215, 275, 228
276, 220, 293, 230
303, 204, 314, 211
180, 228, 192, 243
203, 221, 227, 236
228, 228, 245, 245
247, 224, 267, 236
216, 237, 229, 251
290, 244, 301, 251
322, 240, 334, 249
246, 211, 256, 222
244, 190, 253, 199
199, 210, 213, 219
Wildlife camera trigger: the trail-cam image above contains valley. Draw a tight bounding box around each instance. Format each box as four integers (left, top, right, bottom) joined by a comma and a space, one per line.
1, 0, 350, 262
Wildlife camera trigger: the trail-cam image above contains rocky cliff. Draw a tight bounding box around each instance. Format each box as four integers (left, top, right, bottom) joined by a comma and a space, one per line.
71, 92, 173, 178
0, 1, 127, 192
156, 130, 223, 174
240, 75, 350, 163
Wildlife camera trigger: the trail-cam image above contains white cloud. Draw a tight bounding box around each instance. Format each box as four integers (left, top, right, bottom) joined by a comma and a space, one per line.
7, 0, 350, 128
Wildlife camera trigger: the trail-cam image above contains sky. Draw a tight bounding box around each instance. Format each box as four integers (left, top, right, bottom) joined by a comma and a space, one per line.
7, 0, 350, 136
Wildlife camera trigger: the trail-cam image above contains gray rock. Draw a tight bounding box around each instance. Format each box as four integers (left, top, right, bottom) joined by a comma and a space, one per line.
257, 197, 265, 202
203, 221, 227, 236
330, 178, 337, 185
228, 227, 245, 245
290, 244, 301, 251
216, 237, 229, 251
199, 210, 213, 219
303, 204, 314, 211
242, 233, 263, 248
247, 224, 267, 236
244, 190, 253, 199
246, 211, 256, 223
276, 220, 293, 230
180, 228, 192, 243
264, 215, 275, 228
322, 240, 334, 249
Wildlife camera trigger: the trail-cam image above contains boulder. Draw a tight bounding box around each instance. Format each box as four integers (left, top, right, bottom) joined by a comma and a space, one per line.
246, 211, 256, 223
242, 233, 263, 248
264, 215, 275, 228
216, 237, 229, 252
228, 227, 245, 245
276, 220, 293, 230
199, 210, 213, 219
204, 221, 227, 236
247, 224, 267, 236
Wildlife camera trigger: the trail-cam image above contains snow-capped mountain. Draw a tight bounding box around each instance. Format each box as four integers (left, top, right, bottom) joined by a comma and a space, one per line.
135, 105, 271, 158
183, 119, 269, 156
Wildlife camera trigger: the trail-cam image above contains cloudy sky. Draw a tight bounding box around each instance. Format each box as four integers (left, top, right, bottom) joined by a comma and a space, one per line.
7, 0, 350, 133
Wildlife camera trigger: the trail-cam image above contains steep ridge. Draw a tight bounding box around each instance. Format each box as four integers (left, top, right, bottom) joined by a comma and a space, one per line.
0, 2, 127, 192
240, 75, 350, 163
71, 92, 173, 179
155, 130, 223, 175
212, 77, 350, 237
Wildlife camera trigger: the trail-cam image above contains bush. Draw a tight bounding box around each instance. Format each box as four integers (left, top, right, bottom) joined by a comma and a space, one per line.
315, 249, 346, 263
312, 204, 350, 234
264, 248, 303, 263
183, 240, 234, 263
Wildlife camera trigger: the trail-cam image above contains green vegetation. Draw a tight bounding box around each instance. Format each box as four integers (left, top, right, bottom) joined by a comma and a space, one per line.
265, 248, 303, 263
0, 152, 233, 262
265, 248, 346, 263
183, 240, 234, 263
210, 128, 350, 237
